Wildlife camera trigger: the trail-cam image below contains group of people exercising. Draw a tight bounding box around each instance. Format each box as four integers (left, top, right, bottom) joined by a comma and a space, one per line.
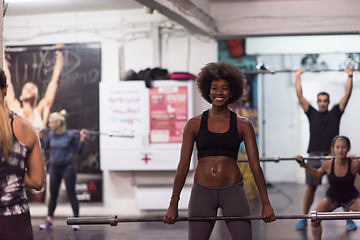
0, 52, 358, 240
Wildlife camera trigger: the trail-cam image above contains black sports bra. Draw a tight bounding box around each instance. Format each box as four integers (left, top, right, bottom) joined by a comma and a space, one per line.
195, 110, 241, 160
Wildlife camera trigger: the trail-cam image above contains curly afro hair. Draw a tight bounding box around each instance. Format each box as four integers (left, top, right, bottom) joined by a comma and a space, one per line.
196, 62, 245, 104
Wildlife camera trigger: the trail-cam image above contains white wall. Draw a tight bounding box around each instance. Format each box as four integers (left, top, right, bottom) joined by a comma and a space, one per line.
212, 1, 360, 36
247, 35, 360, 55
4, 9, 216, 216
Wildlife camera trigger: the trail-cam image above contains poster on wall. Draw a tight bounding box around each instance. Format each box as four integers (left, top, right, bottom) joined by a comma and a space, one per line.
5, 42, 102, 203
107, 87, 143, 137
149, 86, 188, 143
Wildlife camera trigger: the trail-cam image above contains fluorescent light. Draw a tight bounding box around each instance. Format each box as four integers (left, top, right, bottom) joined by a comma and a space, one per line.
8, 0, 50, 2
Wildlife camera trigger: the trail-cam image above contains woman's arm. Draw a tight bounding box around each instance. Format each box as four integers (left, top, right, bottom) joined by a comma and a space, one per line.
37, 45, 64, 125
3, 57, 22, 113
71, 129, 87, 154
338, 67, 353, 112
295, 68, 310, 112
241, 118, 275, 223
295, 155, 326, 178
13, 116, 44, 190
163, 118, 196, 224
352, 158, 360, 175
25, 135, 44, 190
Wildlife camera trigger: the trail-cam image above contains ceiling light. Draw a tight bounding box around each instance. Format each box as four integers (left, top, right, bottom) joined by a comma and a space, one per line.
7, 0, 49, 2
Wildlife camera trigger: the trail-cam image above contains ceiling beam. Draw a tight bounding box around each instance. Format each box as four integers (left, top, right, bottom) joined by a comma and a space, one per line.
135, 0, 217, 37
212, 0, 360, 37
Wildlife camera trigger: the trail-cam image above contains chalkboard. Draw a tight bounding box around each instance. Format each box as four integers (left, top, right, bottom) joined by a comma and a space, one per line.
5, 42, 101, 173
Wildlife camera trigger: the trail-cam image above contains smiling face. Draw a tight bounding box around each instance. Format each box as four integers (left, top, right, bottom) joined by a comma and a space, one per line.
209, 78, 231, 106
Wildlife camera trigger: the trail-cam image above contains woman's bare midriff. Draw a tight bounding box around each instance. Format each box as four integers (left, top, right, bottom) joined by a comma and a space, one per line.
194, 156, 243, 188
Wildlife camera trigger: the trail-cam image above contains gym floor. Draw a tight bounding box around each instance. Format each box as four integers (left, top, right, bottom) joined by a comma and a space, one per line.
31, 182, 360, 240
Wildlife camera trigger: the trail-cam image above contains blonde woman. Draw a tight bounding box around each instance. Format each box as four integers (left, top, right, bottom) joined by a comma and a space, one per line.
39, 110, 87, 230
4, 44, 64, 134
0, 69, 44, 240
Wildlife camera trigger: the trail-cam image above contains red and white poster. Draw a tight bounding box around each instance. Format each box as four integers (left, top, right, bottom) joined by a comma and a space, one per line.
149, 86, 188, 143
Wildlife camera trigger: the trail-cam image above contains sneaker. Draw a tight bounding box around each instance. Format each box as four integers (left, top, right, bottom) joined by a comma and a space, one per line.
347, 220, 357, 231
295, 219, 307, 230
72, 225, 80, 231
39, 220, 52, 230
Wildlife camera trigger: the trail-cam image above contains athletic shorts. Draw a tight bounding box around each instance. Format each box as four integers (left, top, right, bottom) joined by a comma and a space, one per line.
305, 160, 322, 186
325, 195, 360, 209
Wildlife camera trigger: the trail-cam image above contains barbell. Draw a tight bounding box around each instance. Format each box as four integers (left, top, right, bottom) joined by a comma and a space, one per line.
67, 211, 360, 226
69, 129, 134, 138
237, 156, 360, 163
242, 69, 355, 75
40, 127, 134, 138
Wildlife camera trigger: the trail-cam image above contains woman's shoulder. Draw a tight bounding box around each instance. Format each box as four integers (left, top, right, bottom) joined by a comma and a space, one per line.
184, 114, 202, 132
12, 114, 38, 147
234, 113, 252, 126
321, 158, 332, 169
350, 158, 360, 170
64, 130, 76, 138
13, 114, 36, 133
187, 114, 201, 125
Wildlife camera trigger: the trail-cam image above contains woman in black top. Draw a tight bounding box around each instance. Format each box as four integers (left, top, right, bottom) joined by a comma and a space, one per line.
163, 62, 275, 239
0, 69, 44, 240
296, 135, 360, 240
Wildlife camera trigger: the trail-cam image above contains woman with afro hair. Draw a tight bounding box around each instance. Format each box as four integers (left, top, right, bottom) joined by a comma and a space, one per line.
164, 62, 275, 239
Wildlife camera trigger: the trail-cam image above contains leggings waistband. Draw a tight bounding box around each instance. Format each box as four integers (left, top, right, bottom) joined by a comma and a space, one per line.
193, 181, 244, 191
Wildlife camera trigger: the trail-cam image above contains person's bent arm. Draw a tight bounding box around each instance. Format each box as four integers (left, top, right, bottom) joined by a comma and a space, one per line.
3, 57, 21, 113
338, 67, 353, 112
295, 68, 310, 112
295, 155, 326, 178
14, 117, 45, 190
163, 119, 195, 225
242, 118, 275, 223
69, 129, 87, 153
354, 159, 360, 175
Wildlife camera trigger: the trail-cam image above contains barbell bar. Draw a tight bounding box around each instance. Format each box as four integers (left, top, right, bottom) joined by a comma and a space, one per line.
66, 211, 360, 226
237, 156, 360, 163
69, 129, 134, 138
40, 127, 134, 138
242, 68, 359, 75
242, 69, 358, 75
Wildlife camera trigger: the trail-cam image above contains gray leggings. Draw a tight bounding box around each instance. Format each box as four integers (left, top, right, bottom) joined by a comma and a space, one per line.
188, 181, 252, 240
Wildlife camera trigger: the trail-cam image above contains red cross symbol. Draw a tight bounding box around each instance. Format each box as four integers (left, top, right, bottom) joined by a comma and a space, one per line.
142, 154, 151, 164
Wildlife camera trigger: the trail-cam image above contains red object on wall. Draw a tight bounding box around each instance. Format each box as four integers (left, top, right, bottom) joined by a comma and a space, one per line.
226, 39, 245, 58
142, 154, 151, 164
